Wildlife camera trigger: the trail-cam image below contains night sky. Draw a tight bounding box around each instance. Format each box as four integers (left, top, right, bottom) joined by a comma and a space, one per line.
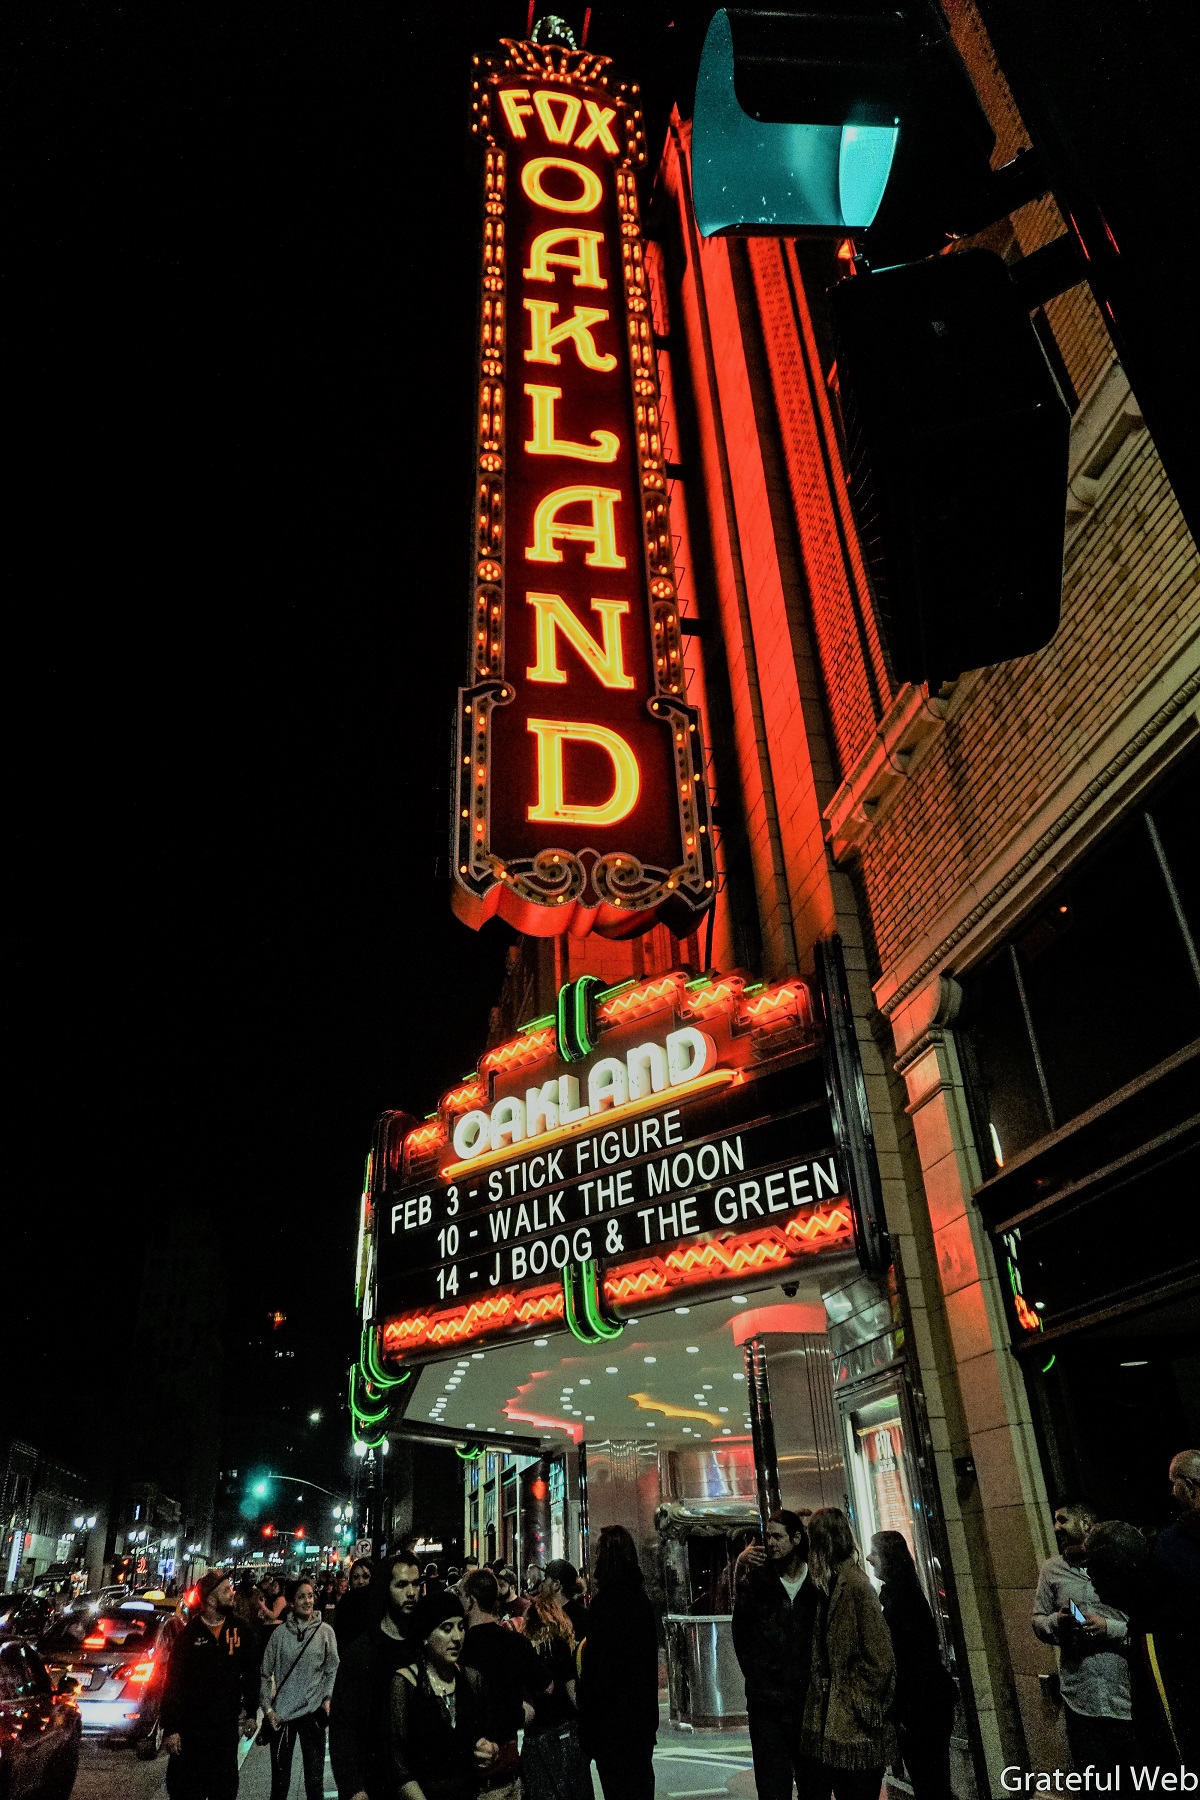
4, 2, 709, 1482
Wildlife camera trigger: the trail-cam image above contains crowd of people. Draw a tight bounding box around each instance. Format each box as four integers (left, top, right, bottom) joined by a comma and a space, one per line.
155, 1523, 657, 1800
151, 1445, 1199, 1800
1030, 1449, 1200, 1781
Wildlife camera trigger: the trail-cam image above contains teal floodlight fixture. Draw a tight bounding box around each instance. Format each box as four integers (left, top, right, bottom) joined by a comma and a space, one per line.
692, 8, 898, 237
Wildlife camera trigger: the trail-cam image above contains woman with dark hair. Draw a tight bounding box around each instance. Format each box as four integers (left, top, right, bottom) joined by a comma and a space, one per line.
868, 1531, 956, 1800
390, 1591, 502, 1800
800, 1507, 897, 1800
520, 1592, 592, 1800
577, 1524, 658, 1800
259, 1576, 340, 1800
334, 1559, 375, 1648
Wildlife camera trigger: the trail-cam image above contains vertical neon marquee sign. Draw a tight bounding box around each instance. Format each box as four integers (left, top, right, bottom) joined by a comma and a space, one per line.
452, 38, 715, 940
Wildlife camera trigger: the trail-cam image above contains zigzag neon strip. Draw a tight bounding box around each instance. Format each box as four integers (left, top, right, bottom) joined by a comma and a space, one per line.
684, 979, 741, 1018
382, 1284, 564, 1353
604, 1205, 852, 1304
740, 982, 809, 1024
480, 1027, 557, 1076
405, 1122, 445, 1154
442, 1082, 487, 1114
595, 973, 681, 1023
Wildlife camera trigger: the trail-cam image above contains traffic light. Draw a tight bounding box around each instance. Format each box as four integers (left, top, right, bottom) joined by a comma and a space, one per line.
692, 4, 995, 257
831, 250, 1070, 684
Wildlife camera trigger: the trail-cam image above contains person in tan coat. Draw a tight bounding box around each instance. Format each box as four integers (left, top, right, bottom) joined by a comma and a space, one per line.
799, 1508, 897, 1800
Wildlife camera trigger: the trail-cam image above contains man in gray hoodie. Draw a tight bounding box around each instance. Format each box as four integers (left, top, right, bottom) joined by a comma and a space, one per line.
259, 1576, 340, 1800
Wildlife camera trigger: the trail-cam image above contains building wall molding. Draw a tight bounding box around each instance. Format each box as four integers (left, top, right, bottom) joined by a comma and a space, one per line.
875, 628, 1200, 1021
823, 681, 959, 860
1065, 357, 1147, 538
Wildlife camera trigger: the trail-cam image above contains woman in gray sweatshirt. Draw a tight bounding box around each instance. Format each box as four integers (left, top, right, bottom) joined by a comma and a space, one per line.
260, 1576, 340, 1800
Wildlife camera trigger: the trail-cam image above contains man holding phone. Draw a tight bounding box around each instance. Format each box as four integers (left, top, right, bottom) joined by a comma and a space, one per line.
1033, 1501, 1137, 1776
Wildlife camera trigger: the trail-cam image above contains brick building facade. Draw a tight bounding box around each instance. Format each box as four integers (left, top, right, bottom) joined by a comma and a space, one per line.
482, 4, 1197, 1789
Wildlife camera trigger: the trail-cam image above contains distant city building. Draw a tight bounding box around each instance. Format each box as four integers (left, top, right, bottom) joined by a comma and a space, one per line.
2, 1439, 94, 1589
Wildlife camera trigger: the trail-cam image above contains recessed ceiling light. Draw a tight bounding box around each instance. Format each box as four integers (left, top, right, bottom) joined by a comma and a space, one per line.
674, 1306, 690, 1315
702, 1383, 713, 1390
644, 1356, 657, 1364
472, 1352, 485, 1360
585, 1414, 595, 1421
732, 1372, 744, 1380
1119, 1360, 1149, 1367
722, 1427, 732, 1434
466, 1423, 476, 1429
457, 1360, 470, 1367
504, 1430, 513, 1435
718, 1407, 729, 1414
686, 1346, 700, 1354
628, 1317, 639, 1324
579, 1378, 591, 1385
563, 1387, 574, 1393
534, 1338, 548, 1347
731, 1295, 747, 1304
605, 1367, 618, 1374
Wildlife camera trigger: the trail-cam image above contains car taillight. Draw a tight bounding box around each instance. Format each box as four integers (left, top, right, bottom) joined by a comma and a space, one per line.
114, 1660, 155, 1689
83, 1633, 106, 1648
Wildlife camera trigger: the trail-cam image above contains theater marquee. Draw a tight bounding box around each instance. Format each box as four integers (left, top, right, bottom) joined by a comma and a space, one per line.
361, 971, 855, 1371
452, 37, 715, 940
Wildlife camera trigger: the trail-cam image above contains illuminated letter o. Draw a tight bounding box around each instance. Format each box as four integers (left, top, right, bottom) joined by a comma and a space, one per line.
453, 1110, 491, 1160
521, 155, 603, 214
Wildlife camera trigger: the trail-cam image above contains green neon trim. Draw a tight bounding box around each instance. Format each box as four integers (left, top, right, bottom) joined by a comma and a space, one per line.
362, 1328, 409, 1391
355, 1429, 386, 1451
573, 976, 601, 1059
743, 982, 764, 994
1041, 1355, 1057, 1374
578, 1261, 623, 1340
562, 1265, 591, 1342
349, 1365, 390, 1428
519, 1014, 555, 1034
556, 982, 573, 1062
454, 1445, 483, 1461
424, 1111, 437, 1121
685, 976, 713, 990
1007, 1261, 1020, 1296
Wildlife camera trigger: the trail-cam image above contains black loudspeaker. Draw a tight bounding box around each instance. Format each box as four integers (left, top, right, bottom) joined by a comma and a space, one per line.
831, 249, 1070, 687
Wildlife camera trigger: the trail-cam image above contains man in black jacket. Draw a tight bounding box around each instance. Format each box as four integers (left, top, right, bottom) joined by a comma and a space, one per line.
329, 1550, 420, 1800
732, 1509, 819, 1800
159, 1570, 259, 1800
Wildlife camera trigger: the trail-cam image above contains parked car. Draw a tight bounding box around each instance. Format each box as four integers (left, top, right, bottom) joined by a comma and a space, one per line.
39, 1597, 179, 1753
0, 1638, 81, 1798
0, 1597, 53, 1643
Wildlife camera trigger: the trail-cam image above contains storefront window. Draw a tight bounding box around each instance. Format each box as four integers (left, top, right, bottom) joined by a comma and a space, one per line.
963, 746, 1200, 1169
844, 1393, 915, 1569
548, 1459, 566, 1563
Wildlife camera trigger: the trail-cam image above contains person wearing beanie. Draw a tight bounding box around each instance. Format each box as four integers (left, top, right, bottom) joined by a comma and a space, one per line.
159, 1570, 260, 1799
390, 1590, 505, 1800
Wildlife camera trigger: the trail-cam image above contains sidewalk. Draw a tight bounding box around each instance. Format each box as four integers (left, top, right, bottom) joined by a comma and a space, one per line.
650, 1716, 757, 1797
